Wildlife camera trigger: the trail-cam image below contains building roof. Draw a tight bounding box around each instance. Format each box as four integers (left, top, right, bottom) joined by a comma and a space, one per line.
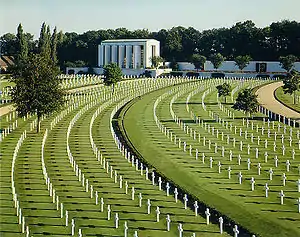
101, 39, 159, 44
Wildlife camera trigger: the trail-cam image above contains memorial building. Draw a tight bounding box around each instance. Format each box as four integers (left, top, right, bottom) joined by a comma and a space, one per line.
98, 39, 160, 69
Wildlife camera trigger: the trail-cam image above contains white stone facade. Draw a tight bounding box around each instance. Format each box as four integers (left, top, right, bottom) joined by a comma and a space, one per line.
98, 39, 160, 69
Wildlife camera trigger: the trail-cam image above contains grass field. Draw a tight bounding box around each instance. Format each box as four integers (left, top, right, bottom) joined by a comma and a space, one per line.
122, 79, 300, 237
1, 78, 299, 237
275, 86, 300, 113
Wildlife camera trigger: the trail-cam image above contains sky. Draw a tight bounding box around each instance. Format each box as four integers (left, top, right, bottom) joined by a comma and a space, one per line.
1, 0, 300, 38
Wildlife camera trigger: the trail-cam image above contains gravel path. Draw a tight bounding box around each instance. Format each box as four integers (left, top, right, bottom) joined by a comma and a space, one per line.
256, 81, 300, 120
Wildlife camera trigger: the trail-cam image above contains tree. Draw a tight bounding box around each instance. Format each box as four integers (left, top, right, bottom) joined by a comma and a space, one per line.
235, 55, 252, 71
170, 58, 179, 71
38, 22, 51, 59
232, 89, 258, 117
0, 33, 17, 56
10, 53, 64, 133
103, 63, 122, 93
216, 83, 231, 103
210, 53, 225, 70
282, 70, 300, 104
16, 23, 28, 62
279, 55, 298, 72
51, 27, 58, 64
191, 54, 206, 70
150, 56, 164, 69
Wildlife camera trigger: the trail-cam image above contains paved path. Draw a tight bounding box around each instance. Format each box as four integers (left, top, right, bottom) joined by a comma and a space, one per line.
256, 81, 300, 120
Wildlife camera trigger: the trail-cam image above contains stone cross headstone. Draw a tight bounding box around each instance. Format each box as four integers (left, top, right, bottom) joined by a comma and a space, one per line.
174, 188, 178, 202
124, 221, 128, 237
71, 219, 75, 236
183, 194, 188, 209
125, 181, 128, 194
100, 197, 104, 212
158, 177, 162, 190
132, 187, 135, 200
107, 204, 111, 220
166, 214, 171, 231
286, 160, 290, 172
194, 201, 199, 216
209, 157, 213, 168
147, 199, 151, 214
269, 168, 273, 181
166, 182, 170, 196
205, 208, 210, 224
247, 158, 251, 170
156, 206, 160, 222
219, 216, 223, 234
233, 225, 239, 237
282, 173, 286, 186
78, 229, 82, 237
250, 177, 255, 191
178, 223, 183, 237
238, 172, 243, 184
279, 190, 285, 205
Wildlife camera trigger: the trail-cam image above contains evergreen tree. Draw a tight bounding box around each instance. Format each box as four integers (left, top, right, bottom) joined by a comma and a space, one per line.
16, 23, 28, 62
38, 22, 47, 53
51, 27, 58, 64
283, 70, 300, 104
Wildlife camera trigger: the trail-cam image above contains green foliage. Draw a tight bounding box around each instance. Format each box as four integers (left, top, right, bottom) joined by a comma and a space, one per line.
210, 53, 225, 69
103, 63, 122, 92
279, 55, 298, 72
170, 58, 179, 71
216, 83, 231, 102
235, 55, 252, 70
38, 22, 51, 59
16, 23, 28, 62
191, 54, 206, 69
232, 88, 258, 116
10, 53, 64, 132
150, 56, 164, 69
51, 27, 58, 64
282, 70, 300, 104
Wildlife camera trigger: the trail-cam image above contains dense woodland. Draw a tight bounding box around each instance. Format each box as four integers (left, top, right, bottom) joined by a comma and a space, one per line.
1, 20, 300, 70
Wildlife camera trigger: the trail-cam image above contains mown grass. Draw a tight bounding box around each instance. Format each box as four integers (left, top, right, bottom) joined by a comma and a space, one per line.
123, 80, 300, 237
275, 86, 300, 113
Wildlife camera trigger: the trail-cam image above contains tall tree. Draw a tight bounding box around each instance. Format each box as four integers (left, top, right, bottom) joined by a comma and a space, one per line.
210, 53, 225, 70
51, 27, 58, 64
232, 89, 258, 117
16, 23, 28, 62
38, 22, 51, 58
103, 63, 122, 94
38, 22, 47, 53
279, 55, 298, 72
282, 70, 300, 104
235, 55, 252, 71
191, 54, 206, 70
10, 53, 64, 132
216, 83, 231, 103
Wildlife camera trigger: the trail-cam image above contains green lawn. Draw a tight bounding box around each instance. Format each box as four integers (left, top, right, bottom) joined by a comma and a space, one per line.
122, 80, 300, 237
275, 86, 300, 113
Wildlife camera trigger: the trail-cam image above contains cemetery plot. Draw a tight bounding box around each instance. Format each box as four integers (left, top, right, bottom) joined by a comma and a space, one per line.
122, 79, 300, 237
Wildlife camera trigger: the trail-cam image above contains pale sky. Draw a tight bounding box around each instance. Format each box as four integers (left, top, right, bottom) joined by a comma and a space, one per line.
1, 0, 299, 38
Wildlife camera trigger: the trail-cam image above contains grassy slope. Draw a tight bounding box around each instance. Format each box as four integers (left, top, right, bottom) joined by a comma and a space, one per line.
274, 87, 300, 113
123, 82, 300, 237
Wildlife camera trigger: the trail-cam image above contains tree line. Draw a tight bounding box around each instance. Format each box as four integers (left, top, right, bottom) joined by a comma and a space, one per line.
1, 20, 300, 69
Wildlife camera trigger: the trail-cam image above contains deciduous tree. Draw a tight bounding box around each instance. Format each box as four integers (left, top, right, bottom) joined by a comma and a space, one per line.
216, 83, 231, 103
10, 53, 64, 132
210, 53, 225, 70
235, 55, 252, 71
279, 55, 298, 72
282, 70, 300, 104
103, 63, 122, 94
191, 54, 206, 70
232, 89, 258, 117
